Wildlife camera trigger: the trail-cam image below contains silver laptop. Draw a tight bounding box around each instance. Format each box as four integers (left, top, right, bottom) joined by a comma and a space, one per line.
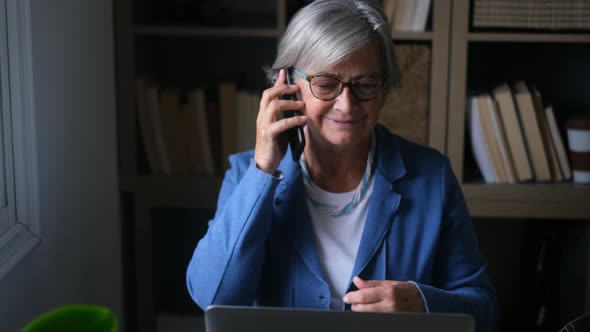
205, 305, 474, 332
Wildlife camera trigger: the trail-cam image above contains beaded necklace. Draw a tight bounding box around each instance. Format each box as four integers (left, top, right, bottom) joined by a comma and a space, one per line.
299, 132, 376, 217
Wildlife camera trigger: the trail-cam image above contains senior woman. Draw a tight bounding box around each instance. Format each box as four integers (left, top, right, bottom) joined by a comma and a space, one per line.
186, 0, 497, 331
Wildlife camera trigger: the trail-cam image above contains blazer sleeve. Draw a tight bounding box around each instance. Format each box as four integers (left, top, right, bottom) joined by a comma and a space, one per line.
414, 158, 498, 332
186, 155, 281, 309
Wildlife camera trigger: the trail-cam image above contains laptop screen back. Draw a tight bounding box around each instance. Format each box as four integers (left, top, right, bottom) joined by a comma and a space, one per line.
205, 305, 474, 332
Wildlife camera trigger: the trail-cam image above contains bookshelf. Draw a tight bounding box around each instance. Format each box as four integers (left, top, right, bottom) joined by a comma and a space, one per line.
116, 1, 450, 331
447, 0, 590, 219
447, 0, 590, 330
115, 0, 589, 331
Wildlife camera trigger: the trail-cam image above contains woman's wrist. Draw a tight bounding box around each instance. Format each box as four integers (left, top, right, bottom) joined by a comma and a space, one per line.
254, 159, 279, 177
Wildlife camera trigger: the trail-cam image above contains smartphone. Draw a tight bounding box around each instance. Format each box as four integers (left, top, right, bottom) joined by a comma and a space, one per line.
280, 67, 306, 162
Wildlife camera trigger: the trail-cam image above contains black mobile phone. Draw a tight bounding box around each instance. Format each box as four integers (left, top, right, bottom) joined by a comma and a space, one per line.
280, 67, 306, 162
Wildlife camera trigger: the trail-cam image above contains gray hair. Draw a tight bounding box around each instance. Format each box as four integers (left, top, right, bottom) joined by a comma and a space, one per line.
265, 0, 400, 94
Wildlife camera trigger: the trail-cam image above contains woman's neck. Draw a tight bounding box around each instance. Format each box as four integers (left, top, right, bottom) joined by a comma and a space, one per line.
303, 135, 370, 193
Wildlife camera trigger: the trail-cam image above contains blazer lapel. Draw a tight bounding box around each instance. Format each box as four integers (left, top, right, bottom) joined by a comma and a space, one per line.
350, 125, 406, 281
274, 157, 325, 282
349, 172, 400, 280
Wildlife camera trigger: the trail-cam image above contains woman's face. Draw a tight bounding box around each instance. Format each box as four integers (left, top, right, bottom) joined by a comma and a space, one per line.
296, 41, 385, 149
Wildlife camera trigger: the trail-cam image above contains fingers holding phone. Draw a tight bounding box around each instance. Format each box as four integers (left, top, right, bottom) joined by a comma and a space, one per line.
254, 68, 307, 175
281, 67, 306, 162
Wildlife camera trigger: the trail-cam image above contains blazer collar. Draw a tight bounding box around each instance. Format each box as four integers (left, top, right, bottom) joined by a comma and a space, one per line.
278, 125, 406, 185
373, 124, 407, 183
275, 125, 407, 283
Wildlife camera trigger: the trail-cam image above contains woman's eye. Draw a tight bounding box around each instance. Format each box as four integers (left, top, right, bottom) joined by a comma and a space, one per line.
314, 83, 339, 90
357, 84, 377, 91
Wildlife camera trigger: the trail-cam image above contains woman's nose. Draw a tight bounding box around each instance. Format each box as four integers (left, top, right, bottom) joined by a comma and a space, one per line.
334, 86, 358, 112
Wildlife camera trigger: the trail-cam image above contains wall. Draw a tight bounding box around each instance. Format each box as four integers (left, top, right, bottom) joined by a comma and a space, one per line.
0, 0, 123, 330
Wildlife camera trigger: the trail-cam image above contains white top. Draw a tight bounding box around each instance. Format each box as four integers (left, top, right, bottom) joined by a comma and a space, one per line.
307, 176, 375, 309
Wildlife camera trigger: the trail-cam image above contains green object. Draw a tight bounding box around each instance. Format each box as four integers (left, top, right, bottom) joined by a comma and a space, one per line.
21, 304, 117, 332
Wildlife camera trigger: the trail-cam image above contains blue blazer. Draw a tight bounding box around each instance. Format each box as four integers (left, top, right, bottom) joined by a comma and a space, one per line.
187, 125, 497, 332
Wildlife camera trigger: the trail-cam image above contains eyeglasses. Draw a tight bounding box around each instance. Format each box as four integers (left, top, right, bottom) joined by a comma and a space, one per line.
291, 67, 385, 102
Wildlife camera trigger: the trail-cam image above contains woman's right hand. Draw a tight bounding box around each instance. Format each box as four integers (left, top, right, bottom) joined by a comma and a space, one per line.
254, 68, 307, 175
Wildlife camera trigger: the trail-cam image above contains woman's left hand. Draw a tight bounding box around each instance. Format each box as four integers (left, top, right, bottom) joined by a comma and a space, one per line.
343, 276, 426, 313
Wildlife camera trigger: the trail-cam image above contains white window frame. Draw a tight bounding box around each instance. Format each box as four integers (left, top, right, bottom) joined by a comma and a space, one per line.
0, 0, 40, 279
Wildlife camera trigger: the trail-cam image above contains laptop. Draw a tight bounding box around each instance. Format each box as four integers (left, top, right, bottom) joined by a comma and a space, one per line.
205, 305, 474, 332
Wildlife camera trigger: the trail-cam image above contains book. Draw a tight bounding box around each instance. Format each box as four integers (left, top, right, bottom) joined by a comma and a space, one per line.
381, 0, 398, 27
477, 94, 509, 183
531, 86, 563, 181
236, 90, 252, 152
182, 100, 203, 175
144, 81, 172, 175
488, 96, 517, 183
411, 0, 431, 32
545, 106, 572, 180
206, 98, 222, 175
250, 93, 261, 151
492, 83, 533, 182
135, 78, 161, 174
236, 90, 259, 152
218, 81, 238, 170
469, 95, 497, 183
512, 81, 551, 182
393, 0, 416, 32
186, 88, 215, 175
160, 90, 192, 175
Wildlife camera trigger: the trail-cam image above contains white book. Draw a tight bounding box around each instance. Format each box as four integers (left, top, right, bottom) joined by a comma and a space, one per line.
145, 83, 172, 176
135, 78, 161, 174
545, 106, 572, 180
469, 96, 497, 183
477, 94, 508, 183
411, 0, 431, 32
394, 0, 416, 32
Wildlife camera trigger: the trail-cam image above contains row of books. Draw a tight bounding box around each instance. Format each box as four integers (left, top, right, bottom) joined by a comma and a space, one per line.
473, 0, 590, 30
382, 0, 431, 32
135, 78, 260, 176
468, 81, 571, 184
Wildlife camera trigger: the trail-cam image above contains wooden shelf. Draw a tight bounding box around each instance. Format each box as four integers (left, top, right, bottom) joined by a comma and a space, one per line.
132, 26, 434, 41
119, 176, 590, 220
467, 32, 590, 43
133, 25, 281, 38
392, 31, 433, 41
120, 175, 222, 208
463, 183, 590, 220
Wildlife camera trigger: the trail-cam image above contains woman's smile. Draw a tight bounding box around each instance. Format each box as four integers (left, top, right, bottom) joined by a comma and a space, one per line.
323, 114, 366, 129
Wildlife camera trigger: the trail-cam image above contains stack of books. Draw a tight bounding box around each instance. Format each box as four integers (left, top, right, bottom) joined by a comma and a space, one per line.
473, 0, 590, 30
467, 81, 571, 184
135, 77, 260, 176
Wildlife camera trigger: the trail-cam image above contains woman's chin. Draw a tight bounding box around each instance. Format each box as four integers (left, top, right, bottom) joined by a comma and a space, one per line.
322, 132, 366, 147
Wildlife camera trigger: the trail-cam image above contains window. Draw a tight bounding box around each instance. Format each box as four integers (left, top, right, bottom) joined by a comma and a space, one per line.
0, 0, 40, 279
